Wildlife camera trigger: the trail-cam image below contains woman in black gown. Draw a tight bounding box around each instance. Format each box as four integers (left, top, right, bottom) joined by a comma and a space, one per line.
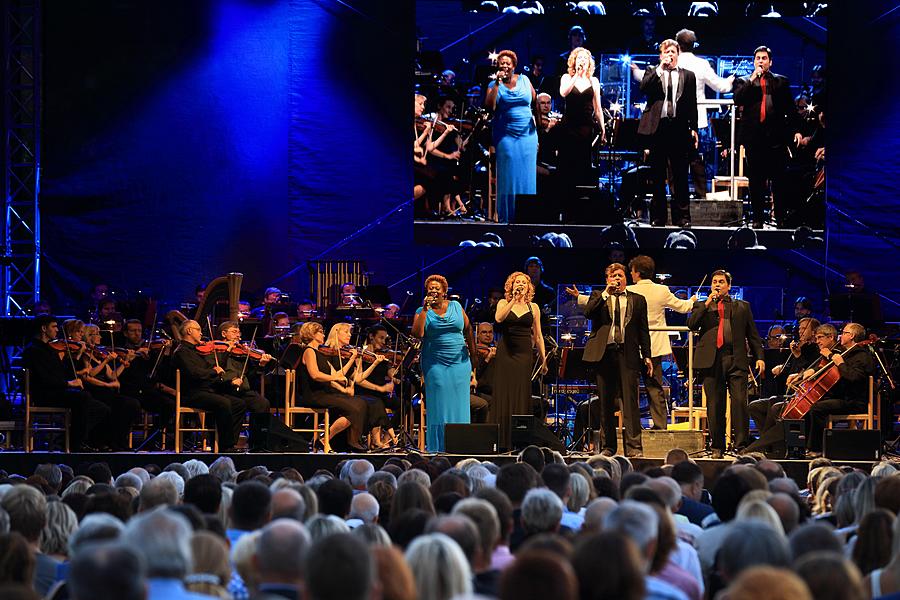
491, 271, 548, 450
558, 47, 606, 196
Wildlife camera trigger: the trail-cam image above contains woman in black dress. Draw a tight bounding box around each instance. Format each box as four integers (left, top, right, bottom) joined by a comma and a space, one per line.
558, 47, 606, 194
491, 271, 548, 450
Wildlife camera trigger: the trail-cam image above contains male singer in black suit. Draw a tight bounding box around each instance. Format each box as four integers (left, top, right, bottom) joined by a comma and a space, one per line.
637, 39, 699, 229
566, 263, 652, 457
732, 46, 803, 228
687, 270, 765, 458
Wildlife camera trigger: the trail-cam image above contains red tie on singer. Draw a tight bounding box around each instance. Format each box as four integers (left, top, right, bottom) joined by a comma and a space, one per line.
716, 299, 725, 348
759, 75, 767, 123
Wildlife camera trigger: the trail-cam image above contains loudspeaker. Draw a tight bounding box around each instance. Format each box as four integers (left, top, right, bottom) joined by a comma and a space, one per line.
782, 419, 807, 459
249, 413, 310, 452
445, 424, 499, 454
510, 414, 566, 452
823, 429, 882, 461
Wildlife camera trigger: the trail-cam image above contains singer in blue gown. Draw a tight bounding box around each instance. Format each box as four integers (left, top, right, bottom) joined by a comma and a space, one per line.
413, 274, 475, 452
487, 50, 538, 224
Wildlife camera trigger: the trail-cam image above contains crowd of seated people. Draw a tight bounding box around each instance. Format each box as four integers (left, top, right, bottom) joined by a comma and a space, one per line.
1, 448, 898, 599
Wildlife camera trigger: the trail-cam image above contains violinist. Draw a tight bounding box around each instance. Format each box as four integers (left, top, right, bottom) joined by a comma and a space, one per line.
216, 321, 272, 415
173, 319, 250, 452
470, 322, 496, 424
414, 93, 439, 208
747, 321, 832, 457
20, 315, 110, 451
79, 323, 142, 450
805, 322, 876, 456
428, 97, 468, 218
536, 93, 560, 182
298, 322, 368, 452
118, 319, 176, 439
358, 324, 399, 449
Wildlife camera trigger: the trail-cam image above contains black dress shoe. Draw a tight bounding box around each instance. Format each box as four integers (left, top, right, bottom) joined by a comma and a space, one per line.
710, 449, 724, 459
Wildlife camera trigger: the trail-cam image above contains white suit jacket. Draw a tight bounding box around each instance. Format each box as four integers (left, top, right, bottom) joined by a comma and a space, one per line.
625, 279, 693, 357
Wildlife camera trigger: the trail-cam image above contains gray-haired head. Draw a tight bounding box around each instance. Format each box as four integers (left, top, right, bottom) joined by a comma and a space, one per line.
398, 469, 431, 488
349, 493, 380, 525
69, 542, 146, 600
155, 471, 185, 499
718, 520, 791, 582
405, 532, 473, 600
366, 471, 397, 492
182, 459, 209, 480
521, 488, 564, 534
122, 508, 193, 579
39, 500, 78, 557
69, 512, 125, 557
306, 514, 350, 543
603, 500, 659, 568
209, 456, 237, 484
128, 467, 151, 485
256, 518, 311, 583
115, 472, 144, 492
347, 460, 375, 490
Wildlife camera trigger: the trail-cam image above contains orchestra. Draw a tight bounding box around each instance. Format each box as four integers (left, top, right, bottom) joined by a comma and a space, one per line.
14, 261, 891, 460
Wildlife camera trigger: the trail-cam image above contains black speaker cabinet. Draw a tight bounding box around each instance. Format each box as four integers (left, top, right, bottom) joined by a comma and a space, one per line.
823, 429, 882, 461
249, 413, 310, 452
510, 414, 566, 452
445, 424, 499, 454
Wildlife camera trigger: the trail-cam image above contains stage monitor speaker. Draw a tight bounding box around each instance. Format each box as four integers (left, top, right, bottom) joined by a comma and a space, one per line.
510, 414, 565, 452
249, 413, 310, 452
782, 419, 807, 459
445, 424, 499, 455
823, 429, 881, 461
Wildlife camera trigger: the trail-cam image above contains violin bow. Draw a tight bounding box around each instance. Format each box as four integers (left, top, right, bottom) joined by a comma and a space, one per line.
206, 315, 221, 370
61, 328, 80, 380
237, 325, 259, 390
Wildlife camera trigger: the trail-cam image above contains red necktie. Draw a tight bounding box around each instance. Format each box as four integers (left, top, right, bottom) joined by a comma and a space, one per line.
716, 300, 725, 348
759, 76, 767, 123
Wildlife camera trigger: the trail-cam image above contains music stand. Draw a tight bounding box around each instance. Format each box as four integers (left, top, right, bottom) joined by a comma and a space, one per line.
560, 348, 599, 452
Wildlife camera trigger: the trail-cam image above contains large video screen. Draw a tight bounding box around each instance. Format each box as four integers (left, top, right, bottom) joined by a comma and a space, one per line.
413, 2, 827, 250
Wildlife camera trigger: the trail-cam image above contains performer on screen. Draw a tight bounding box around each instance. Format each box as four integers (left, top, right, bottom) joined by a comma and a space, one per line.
686, 270, 765, 458
637, 39, 699, 229
486, 50, 538, 224
558, 47, 605, 194
566, 263, 652, 457
732, 45, 803, 228
491, 272, 547, 450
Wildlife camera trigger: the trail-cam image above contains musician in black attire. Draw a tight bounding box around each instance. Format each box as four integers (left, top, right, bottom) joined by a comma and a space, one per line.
217, 321, 272, 415
687, 270, 765, 458
20, 315, 110, 451
747, 320, 830, 457
806, 322, 876, 455
118, 319, 176, 437
470, 322, 496, 424
358, 324, 399, 448
172, 320, 248, 452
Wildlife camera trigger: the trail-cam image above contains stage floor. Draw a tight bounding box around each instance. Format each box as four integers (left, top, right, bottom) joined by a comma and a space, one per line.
413, 220, 822, 250
0, 450, 874, 489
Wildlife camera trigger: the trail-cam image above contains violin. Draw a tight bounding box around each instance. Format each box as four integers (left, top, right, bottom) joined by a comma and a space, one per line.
415, 115, 455, 135
475, 343, 495, 360
229, 343, 268, 361
194, 340, 232, 355
48, 339, 85, 354
318, 345, 382, 364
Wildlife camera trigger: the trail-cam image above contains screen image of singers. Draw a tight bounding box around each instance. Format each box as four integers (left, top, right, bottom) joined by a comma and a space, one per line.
413, 8, 826, 249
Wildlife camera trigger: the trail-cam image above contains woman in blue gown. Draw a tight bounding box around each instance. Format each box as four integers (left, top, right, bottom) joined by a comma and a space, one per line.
486, 49, 538, 224
412, 274, 476, 452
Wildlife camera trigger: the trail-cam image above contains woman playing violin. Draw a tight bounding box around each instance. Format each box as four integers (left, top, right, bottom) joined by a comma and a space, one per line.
359, 324, 400, 448
298, 322, 368, 452
428, 97, 468, 219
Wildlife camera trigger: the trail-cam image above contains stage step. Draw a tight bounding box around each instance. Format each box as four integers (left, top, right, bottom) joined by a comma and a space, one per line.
588, 428, 706, 458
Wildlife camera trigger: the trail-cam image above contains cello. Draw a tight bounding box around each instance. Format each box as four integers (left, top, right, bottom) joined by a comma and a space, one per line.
780, 340, 871, 420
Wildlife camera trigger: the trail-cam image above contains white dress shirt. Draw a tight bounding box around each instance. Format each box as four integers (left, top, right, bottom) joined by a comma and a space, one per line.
625, 279, 694, 357
655, 66, 680, 118
576, 291, 628, 345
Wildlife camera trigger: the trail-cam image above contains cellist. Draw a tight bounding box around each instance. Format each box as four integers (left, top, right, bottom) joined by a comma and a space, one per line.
805, 322, 876, 457
746, 322, 837, 457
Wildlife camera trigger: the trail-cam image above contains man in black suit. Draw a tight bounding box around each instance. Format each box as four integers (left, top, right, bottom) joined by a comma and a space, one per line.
733, 46, 803, 228
687, 270, 765, 458
566, 263, 652, 457
637, 39, 699, 228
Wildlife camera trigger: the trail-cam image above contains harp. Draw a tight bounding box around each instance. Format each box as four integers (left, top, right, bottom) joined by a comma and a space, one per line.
194, 273, 244, 329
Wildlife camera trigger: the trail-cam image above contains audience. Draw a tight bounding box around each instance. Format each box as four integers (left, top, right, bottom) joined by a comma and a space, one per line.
2, 450, 898, 600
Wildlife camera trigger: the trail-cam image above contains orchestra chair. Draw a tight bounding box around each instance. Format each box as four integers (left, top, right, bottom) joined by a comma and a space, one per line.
128, 411, 157, 450
174, 369, 218, 453
827, 376, 879, 431
283, 369, 330, 453
23, 369, 71, 453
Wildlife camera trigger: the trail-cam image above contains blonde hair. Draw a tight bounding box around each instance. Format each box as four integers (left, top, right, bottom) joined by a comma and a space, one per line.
736, 499, 785, 536
63, 319, 84, 339
567, 47, 595, 78
298, 321, 324, 344
325, 322, 352, 349
186, 532, 231, 599
82, 324, 101, 340
503, 271, 535, 303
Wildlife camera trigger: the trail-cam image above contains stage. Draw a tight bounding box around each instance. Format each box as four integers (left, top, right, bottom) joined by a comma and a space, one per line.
0, 451, 876, 490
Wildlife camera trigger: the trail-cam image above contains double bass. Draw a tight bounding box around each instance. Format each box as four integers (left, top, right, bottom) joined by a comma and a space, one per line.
780, 340, 871, 420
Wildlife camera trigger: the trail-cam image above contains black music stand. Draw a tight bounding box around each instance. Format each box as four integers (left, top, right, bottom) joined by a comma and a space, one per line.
560, 348, 599, 452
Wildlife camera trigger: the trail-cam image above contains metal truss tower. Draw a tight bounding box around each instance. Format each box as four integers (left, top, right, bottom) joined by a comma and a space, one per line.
3, 0, 41, 317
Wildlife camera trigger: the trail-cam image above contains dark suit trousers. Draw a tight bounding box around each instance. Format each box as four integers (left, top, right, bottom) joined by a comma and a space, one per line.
470, 393, 489, 423
703, 347, 750, 451
597, 347, 642, 454
649, 119, 691, 225
745, 135, 788, 223
184, 390, 247, 449
746, 396, 787, 455
644, 356, 668, 429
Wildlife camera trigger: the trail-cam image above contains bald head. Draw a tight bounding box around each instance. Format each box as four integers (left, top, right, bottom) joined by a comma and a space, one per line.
255, 519, 311, 585
767, 493, 800, 534
271, 488, 306, 522
349, 493, 380, 525
646, 477, 682, 511
582, 497, 618, 532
